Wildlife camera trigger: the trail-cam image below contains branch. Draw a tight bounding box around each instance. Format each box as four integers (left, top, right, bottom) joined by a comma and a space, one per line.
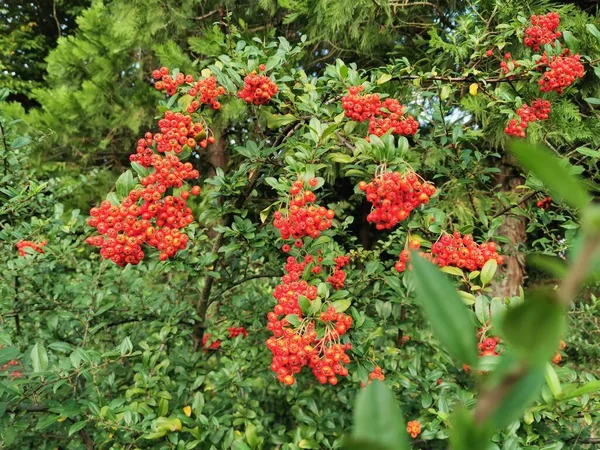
193, 10, 219, 20
215, 273, 282, 298
492, 190, 541, 218
336, 132, 355, 152
474, 364, 527, 424
52, 0, 62, 38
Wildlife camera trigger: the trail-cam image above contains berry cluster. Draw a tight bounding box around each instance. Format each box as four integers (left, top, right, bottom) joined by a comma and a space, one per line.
504, 98, 551, 137
537, 196, 552, 209
552, 339, 567, 365
342, 86, 381, 122
406, 421, 422, 439
397, 231, 503, 273
16, 240, 47, 256
186, 76, 225, 112
273, 179, 335, 245
228, 326, 248, 339
266, 256, 352, 386
394, 239, 421, 273
342, 87, 419, 137
153, 67, 226, 109
237, 70, 278, 105
500, 52, 520, 75
368, 98, 420, 137
478, 337, 500, 357
524, 13, 561, 51
202, 334, 222, 350
538, 51, 585, 93
369, 365, 385, 382
326, 255, 351, 290
152, 67, 190, 96
86, 153, 200, 265
359, 171, 436, 230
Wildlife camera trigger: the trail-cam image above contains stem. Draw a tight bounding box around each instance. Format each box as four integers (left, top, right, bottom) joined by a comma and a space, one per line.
492, 190, 541, 218
474, 364, 527, 424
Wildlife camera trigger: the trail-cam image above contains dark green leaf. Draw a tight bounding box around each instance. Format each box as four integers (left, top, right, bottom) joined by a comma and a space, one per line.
412, 254, 478, 366
115, 170, 136, 200
351, 381, 408, 450
510, 141, 591, 210
501, 290, 564, 366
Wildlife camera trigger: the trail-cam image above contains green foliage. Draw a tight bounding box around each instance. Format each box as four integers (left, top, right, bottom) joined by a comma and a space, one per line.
2, 1, 600, 449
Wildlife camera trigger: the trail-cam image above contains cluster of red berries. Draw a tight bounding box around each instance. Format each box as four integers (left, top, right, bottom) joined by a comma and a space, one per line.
87, 152, 200, 265
155, 110, 212, 153
266, 255, 352, 386
406, 421, 422, 439
228, 326, 248, 339
153, 67, 226, 110
186, 76, 225, 112
326, 256, 350, 290
369, 365, 385, 381
273, 179, 335, 245
342, 86, 419, 137
478, 337, 501, 357
202, 334, 222, 350
500, 52, 520, 74
537, 196, 552, 209
524, 13, 561, 51
504, 98, 551, 137
368, 98, 420, 137
538, 51, 585, 94
552, 339, 567, 365
359, 171, 436, 230
16, 240, 47, 256
0, 347, 21, 379
394, 238, 421, 273
152, 66, 189, 96
341, 86, 381, 122
397, 231, 503, 273
201, 326, 249, 351
238, 66, 278, 105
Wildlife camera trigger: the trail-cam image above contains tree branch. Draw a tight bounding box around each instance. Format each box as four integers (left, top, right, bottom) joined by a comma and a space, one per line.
492, 190, 541, 218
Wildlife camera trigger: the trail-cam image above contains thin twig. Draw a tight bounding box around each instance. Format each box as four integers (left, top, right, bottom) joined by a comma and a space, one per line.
492, 190, 541, 218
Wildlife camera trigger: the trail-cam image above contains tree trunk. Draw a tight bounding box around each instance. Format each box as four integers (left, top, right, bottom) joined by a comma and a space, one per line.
491, 159, 527, 298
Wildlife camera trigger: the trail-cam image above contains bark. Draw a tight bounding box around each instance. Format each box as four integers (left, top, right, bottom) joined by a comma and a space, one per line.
491, 158, 527, 298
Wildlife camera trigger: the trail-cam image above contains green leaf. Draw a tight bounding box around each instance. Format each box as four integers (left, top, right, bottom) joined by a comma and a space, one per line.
115, 170, 136, 200
527, 254, 568, 278
31, 343, 49, 372
131, 162, 150, 178
501, 290, 565, 366
556, 380, 600, 401
154, 417, 182, 432
586, 24, 600, 43
584, 97, 600, 105
545, 363, 562, 398
298, 296, 311, 314
449, 408, 494, 450
562, 30, 579, 52
332, 299, 351, 312
245, 423, 259, 449
510, 141, 591, 210
329, 153, 354, 163
412, 254, 478, 366
68, 421, 88, 437
0, 346, 19, 365
285, 314, 300, 326
376, 73, 392, 85
267, 113, 297, 129
440, 266, 464, 277
480, 259, 497, 285
490, 360, 546, 429
350, 381, 408, 450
